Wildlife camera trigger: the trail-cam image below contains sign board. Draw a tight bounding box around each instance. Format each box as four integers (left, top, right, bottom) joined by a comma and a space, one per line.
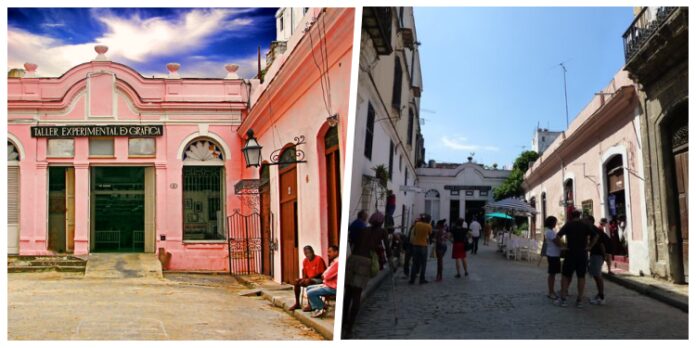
31, 125, 164, 138
444, 185, 492, 191
399, 185, 423, 193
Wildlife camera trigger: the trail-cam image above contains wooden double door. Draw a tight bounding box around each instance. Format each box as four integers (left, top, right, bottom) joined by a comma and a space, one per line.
672, 143, 688, 281
279, 163, 299, 284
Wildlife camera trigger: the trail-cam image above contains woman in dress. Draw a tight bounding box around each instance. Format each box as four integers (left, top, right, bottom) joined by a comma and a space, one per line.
450, 218, 469, 278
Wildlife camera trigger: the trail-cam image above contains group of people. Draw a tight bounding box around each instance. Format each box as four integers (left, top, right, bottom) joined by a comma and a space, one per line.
542, 209, 616, 308
288, 244, 340, 318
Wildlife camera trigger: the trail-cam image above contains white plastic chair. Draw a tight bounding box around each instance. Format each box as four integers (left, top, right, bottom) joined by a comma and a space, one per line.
506, 236, 519, 260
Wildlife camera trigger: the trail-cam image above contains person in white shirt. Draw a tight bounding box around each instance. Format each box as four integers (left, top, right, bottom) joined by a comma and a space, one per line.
543, 216, 562, 300
469, 219, 482, 254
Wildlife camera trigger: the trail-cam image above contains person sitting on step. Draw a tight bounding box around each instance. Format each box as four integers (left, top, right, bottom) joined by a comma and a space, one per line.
289, 245, 326, 311
307, 245, 339, 318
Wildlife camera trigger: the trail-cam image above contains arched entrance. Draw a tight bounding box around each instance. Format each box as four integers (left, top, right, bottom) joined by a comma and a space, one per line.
666, 103, 688, 282
7, 141, 20, 254
278, 146, 299, 283
323, 127, 341, 248
529, 196, 537, 239
181, 138, 226, 243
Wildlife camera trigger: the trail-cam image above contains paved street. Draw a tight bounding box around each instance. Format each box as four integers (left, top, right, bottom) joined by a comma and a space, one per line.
8, 272, 322, 340
351, 243, 688, 339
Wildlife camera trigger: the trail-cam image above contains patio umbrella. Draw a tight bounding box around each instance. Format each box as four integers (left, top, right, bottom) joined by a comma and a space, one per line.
485, 212, 513, 220
484, 197, 538, 215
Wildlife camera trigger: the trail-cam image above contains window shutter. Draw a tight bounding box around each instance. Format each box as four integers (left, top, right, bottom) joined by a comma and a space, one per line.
7, 166, 19, 224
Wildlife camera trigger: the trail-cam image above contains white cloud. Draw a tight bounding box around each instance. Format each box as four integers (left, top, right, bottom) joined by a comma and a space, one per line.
8, 9, 257, 77
441, 135, 500, 152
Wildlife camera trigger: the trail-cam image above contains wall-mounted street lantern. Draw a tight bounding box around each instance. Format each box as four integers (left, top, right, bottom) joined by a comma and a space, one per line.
242, 129, 308, 168
242, 129, 263, 168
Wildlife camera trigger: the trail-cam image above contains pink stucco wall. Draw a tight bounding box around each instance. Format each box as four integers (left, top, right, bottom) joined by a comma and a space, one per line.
523, 70, 651, 275
239, 8, 353, 282
8, 58, 249, 272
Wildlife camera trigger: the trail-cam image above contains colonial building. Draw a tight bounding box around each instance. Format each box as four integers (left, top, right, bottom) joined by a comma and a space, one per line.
350, 7, 424, 233
622, 7, 688, 283
240, 7, 352, 283
523, 70, 650, 275
7, 7, 352, 283
415, 159, 511, 225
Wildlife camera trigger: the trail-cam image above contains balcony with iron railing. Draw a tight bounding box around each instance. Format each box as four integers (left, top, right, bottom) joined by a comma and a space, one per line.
363, 7, 393, 55
622, 7, 687, 85
623, 7, 678, 61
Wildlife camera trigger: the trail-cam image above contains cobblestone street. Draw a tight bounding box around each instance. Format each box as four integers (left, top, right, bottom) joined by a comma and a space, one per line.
8, 273, 322, 340
351, 244, 688, 339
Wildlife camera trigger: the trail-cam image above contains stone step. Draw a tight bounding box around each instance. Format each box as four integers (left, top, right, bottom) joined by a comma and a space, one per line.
8, 265, 86, 273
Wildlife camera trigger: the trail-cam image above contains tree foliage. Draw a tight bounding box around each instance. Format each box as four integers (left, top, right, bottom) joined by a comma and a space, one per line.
493, 150, 539, 201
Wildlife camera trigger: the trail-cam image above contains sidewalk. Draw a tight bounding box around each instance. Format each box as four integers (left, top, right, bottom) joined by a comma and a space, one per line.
604, 272, 688, 312
234, 274, 334, 340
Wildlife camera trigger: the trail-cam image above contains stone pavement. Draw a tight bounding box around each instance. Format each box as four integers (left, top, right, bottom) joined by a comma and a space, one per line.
235, 274, 335, 340
349, 243, 688, 339
8, 272, 322, 340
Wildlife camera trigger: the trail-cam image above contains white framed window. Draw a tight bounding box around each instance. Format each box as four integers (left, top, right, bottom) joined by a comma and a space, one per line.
89, 138, 114, 157
47, 139, 74, 158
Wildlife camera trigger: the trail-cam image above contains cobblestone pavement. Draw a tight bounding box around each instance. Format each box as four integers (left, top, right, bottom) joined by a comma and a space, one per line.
9, 272, 322, 340
351, 244, 688, 339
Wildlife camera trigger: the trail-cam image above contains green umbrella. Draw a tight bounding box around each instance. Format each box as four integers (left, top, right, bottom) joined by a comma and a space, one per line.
485, 212, 513, 220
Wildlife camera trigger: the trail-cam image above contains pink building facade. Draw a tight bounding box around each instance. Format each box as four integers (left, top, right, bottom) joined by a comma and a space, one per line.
522, 70, 650, 276
7, 7, 352, 280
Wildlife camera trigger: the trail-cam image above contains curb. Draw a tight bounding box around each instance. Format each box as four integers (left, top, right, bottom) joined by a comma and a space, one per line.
233, 275, 334, 340
361, 268, 392, 302
604, 273, 688, 313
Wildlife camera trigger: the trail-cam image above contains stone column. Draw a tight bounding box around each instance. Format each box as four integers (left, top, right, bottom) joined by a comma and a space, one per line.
155, 161, 168, 245
73, 162, 90, 255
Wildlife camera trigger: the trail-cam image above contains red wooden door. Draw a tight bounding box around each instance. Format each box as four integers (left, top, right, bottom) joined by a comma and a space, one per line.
279, 163, 299, 283
260, 181, 272, 276
325, 144, 341, 248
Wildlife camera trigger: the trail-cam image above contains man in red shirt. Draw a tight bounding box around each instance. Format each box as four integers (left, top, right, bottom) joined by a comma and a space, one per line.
289, 245, 326, 311
306, 245, 339, 318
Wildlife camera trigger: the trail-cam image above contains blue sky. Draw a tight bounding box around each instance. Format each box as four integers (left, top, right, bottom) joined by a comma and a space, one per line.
8, 8, 277, 78
414, 7, 634, 169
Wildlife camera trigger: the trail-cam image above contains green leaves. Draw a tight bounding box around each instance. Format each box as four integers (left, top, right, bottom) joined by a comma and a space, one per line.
492, 150, 539, 201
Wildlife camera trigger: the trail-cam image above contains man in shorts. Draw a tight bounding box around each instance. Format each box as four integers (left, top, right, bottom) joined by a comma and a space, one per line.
587, 215, 610, 305
554, 210, 599, 308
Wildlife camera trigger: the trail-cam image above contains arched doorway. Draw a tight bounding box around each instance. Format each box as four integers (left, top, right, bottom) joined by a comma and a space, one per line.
7, 141, 20, 255
424, 189, 440, 221
541, 192, 547, 222
666, 103, 688, 281
259, 164, 272, 276
529, 196, 537, 239
323, 127, 341, 249
182, 138, 225, 242
278, 146, 299, 283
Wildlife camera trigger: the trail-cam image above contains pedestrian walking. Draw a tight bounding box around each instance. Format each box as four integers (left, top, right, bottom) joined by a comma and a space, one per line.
587, 215, 610, 305
599, 218, 614, 274
554, 210, 600, 308
451, 218, 469, 278
483, 221, 492, 246
469, 218, 482, 254
434, 220, 449, 281
402, 216, 420, 278
409, 214, 432, 285
343, 211, 390, 337
542, 216, 561, 300
348, 210, 369, 248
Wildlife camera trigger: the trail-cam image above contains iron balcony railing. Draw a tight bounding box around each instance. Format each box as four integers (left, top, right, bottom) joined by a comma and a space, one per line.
363, 7, 393, 55
623, 6, 678, 61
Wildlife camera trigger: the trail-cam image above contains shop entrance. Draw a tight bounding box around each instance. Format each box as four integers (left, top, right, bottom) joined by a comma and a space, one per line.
91, 167, 146, 252
465, 200, 486, 224
48, 167, 75, 253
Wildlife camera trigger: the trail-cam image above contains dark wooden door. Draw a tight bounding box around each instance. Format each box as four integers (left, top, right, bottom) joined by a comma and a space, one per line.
325, 144, 341, 248
674, 149, 688, 279
260, 182, 272, 276
279, 164, 299, 283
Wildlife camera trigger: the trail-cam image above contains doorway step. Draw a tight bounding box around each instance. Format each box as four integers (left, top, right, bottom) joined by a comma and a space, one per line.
8, 255, 87, 273
84, 253, 162, 280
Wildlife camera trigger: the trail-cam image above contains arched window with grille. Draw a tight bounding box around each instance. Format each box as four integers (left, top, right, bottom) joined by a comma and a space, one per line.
182, 138, 226, 241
